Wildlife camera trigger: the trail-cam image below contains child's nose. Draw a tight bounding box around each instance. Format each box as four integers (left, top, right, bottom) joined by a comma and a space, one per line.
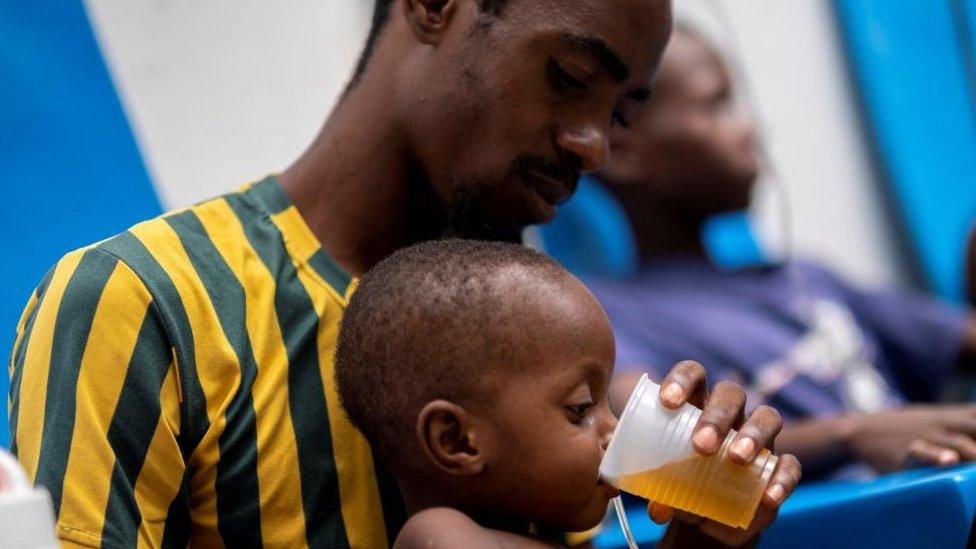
600, 410, 618, 450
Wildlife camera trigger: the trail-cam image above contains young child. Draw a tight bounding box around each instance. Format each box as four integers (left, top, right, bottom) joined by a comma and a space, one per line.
335, 239, 799, 547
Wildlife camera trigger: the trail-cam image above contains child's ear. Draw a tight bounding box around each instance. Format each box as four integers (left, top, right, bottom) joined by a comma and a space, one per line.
403, 0, 458, 46
416, 400, 489, 476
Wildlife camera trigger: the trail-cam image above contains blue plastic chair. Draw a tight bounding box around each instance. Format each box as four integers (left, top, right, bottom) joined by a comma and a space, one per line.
538, 177, 639, 279
539, 177, 766, 278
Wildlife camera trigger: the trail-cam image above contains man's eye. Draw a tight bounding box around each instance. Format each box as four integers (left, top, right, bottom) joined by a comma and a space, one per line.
611, 109, 630, 129
549, 59, 587, 94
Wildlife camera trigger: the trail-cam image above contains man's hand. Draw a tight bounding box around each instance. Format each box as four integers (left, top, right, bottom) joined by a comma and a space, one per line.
653, 361, 802, 548
843, 405, 976, 473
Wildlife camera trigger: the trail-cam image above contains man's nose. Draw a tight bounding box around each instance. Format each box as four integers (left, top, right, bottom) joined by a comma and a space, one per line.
556, 124, 610, 173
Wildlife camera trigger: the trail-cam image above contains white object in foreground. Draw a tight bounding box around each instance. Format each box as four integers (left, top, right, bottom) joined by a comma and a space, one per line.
0, 449, 58, 548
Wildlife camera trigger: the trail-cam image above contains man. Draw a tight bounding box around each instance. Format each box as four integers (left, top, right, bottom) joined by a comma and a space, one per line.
587, 25, 976, 480
9, 1, 799, 547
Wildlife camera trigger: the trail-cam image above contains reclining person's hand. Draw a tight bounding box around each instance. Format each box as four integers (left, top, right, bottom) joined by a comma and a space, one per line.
653, 361, 802, 548
843, 405, 976, 472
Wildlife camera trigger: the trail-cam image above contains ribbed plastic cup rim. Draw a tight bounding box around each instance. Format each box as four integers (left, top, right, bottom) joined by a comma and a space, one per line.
601, 373, 654, 480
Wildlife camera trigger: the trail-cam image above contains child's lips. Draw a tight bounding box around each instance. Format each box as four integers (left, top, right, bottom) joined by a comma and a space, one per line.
599, 479, 621, 498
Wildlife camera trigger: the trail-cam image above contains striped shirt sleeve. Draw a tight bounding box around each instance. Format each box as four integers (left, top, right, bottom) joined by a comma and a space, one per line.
9, 248, 187, 548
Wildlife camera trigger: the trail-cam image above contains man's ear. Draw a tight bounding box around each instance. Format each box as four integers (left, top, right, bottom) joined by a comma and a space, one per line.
403, 0, 458, 45
416, 400, 489, 476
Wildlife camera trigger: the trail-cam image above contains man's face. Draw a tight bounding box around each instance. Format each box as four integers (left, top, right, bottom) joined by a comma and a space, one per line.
473, 274, 619, 531
606, 29, 760, 216
405, 0, 672, 241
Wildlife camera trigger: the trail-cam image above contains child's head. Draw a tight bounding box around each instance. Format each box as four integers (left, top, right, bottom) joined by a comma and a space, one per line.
336, 239, 619, 532
600, 25, 759, 218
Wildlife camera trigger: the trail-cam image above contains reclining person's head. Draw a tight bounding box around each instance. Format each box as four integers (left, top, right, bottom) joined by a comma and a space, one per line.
335, 239, 619, 532
599, 25, 760, 220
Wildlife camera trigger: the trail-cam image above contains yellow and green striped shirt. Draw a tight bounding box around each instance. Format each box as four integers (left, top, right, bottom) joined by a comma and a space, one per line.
8, 177, 405, 548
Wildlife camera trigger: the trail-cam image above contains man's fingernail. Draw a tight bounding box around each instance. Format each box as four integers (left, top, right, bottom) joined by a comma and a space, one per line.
766, 484, 785, 504
661, 383, 683, 405
649, 502, 674, 524
730, 437, 756, 461
693, 425, 719, 453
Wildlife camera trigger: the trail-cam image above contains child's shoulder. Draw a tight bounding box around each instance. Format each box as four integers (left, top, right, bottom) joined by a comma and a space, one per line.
394, 508, 557, 549
395, 507, 482, 548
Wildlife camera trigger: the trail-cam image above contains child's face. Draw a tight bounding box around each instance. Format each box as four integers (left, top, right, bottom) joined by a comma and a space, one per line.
476, 275, 619, 532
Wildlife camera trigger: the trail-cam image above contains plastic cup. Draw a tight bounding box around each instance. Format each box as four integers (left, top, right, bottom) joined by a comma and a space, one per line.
600, 374, 779, 529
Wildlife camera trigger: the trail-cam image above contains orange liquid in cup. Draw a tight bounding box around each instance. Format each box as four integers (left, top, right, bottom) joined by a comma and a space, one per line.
613, 439, 777, 529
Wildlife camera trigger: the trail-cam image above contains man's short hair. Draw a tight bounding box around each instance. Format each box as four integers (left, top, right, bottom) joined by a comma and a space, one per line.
335, 239, 564, 474
350, 0, 509, 87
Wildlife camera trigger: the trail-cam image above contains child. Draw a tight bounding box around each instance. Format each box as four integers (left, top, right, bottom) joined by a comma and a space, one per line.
335, 239, 799, 547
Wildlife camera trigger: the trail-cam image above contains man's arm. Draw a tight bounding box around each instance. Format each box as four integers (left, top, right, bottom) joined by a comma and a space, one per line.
10, 249, 186, 548
638, 362, 802, 548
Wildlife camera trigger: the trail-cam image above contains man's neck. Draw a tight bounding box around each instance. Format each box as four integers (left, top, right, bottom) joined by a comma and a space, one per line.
278, 73, 441, 276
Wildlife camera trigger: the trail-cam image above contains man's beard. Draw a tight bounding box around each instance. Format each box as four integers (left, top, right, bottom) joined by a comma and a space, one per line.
410, 153, 579, 244
439, 154, 579, 243
441, 186, 523, 243
405, 172, 523, 244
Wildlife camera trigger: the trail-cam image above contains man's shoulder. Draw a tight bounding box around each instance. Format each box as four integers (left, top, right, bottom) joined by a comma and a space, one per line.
95, 189, 255, 285
93, 211, 196, 285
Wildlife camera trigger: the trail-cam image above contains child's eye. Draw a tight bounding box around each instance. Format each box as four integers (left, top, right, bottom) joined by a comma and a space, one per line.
566, 402, 596, 422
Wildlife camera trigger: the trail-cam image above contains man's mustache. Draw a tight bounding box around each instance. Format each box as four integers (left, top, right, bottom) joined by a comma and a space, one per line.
510, 154, 581, 193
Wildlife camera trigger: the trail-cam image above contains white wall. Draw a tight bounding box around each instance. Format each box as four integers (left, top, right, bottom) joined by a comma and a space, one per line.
679, 1, 909, 287
85, 0, 910, 287
84, 0, 373, 209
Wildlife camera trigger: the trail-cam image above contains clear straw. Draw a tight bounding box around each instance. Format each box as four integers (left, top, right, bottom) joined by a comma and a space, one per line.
612, 496, 639, 549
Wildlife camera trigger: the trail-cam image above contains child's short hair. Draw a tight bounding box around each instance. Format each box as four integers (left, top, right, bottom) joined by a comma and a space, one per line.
335, 239, 565, 474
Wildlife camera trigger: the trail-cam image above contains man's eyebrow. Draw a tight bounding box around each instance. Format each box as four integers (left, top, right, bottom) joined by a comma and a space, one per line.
560, 33, 630, 82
